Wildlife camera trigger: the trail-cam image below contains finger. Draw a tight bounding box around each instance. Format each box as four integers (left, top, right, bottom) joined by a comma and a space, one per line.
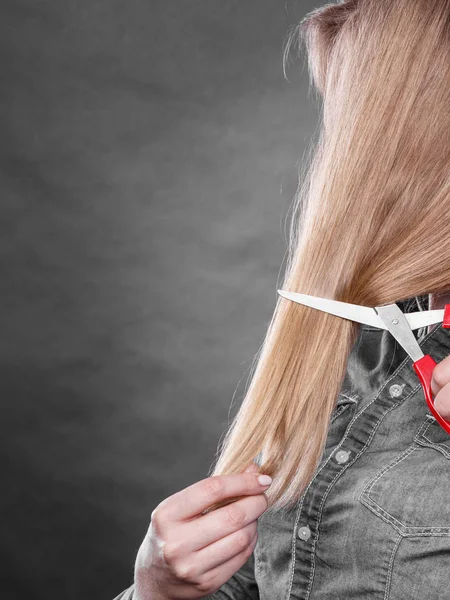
179, 489, 268, 551
198, 528, 259, 594
185, 520, 257, 577
162, 472, 272, 522
431, 354, 450, 396
433, 384, 450, 419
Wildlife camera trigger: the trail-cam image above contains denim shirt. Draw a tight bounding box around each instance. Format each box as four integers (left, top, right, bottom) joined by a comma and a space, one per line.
114, 297, 450, 600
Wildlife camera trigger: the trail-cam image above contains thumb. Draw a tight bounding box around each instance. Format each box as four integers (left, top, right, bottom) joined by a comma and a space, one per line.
243, 462, 260, 473
431, 354, 450, 396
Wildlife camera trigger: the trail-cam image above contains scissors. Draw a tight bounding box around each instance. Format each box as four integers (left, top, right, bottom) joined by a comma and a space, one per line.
277, 290, 450, 435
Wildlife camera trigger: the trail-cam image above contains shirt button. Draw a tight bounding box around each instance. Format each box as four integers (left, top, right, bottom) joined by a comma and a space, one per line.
297, 525, 311, 541
334, 449, 351, 464
389, 383, 404, 398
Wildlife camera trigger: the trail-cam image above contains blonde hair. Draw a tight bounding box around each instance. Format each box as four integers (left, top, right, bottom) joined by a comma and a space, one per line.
208, 0, 450, 513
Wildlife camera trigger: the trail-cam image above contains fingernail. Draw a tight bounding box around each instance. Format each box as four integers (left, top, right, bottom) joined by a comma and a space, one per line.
257, 474, 272, 486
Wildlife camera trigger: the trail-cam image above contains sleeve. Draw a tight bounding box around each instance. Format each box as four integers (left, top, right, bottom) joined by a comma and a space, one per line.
203, 550, 260, 600
112, 584, 135, 600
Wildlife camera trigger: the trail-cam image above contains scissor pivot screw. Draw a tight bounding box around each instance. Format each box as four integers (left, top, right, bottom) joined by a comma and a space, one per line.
392, 319, 399, 325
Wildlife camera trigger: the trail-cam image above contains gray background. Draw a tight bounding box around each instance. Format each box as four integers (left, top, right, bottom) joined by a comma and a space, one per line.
0, 1, 318, 598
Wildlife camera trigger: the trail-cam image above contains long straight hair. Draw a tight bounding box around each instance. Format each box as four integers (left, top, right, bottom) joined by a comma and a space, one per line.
208, 0, 450, 513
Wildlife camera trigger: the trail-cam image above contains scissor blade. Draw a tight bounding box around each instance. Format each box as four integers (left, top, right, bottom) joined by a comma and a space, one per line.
278, 290, 446, 331
277, 290, 387, 329
404, 309, 445, 331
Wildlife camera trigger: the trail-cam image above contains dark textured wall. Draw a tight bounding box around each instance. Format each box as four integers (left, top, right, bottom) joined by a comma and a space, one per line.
0, 1, 319, 598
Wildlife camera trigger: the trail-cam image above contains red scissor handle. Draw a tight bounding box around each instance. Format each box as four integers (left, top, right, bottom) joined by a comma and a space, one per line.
412, 304, 450, 435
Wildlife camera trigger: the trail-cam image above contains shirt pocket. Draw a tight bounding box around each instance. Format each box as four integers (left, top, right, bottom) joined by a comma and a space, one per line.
359, 414, 450, 535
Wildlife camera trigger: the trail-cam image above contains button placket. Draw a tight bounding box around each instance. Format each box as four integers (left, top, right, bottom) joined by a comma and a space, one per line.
289, 381, 403, 597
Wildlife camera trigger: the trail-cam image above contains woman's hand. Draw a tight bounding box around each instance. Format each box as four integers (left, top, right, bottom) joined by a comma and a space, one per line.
431, 354, 450, 418
133, 462, 272, 600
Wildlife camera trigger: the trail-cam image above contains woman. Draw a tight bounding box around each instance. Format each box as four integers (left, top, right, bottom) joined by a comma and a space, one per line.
115, 1, 450, 598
